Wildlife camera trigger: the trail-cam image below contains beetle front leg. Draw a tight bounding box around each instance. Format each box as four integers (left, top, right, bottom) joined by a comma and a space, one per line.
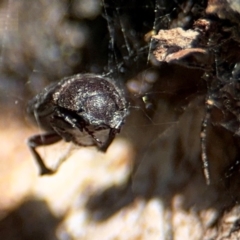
99, 128, 119, 152
27, 132, 62, 175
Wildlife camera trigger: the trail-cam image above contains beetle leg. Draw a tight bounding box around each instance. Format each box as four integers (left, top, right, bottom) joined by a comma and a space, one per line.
27, 132, 62, 175
99, 128, 119, 152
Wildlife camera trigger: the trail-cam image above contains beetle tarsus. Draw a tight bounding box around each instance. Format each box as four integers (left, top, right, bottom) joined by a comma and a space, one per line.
27, 133, 62, 175
39, 167, 55, 176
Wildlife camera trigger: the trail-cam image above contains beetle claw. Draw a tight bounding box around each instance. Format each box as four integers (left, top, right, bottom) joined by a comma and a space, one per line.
39, 167, 56, 176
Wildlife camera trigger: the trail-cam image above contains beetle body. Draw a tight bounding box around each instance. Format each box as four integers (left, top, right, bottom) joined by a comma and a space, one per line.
27, 74, 128, 175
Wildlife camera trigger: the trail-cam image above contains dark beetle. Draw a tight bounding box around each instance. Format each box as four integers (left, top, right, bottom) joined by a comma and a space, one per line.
27, 74, 128, 175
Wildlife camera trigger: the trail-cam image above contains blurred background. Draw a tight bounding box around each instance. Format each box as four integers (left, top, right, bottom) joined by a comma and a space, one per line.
1, 0, 240, 239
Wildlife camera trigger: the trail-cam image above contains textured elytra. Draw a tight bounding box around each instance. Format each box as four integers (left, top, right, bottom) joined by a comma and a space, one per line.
27, 73, 128, 175
53, 74, 127, 128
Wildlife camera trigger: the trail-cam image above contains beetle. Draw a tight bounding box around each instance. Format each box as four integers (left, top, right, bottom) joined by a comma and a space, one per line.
27, 73, 128, 175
